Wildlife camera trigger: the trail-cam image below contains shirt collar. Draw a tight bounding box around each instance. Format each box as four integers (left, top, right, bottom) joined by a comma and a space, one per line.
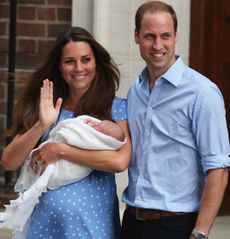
139, 56, 185, 87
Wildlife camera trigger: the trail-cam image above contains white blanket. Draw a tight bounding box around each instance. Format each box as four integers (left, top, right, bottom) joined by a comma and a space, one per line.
0, 115, 125, 236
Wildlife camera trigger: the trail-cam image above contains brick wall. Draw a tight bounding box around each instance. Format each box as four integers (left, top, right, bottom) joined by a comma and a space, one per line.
0, 0, 72, 183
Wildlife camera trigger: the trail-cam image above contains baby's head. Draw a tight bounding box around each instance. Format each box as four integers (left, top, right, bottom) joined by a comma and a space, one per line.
84, 119, 125, 142
97, 120, 125, 142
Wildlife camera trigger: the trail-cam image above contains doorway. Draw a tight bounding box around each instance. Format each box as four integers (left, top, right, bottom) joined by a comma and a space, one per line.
189, 0, 230, 214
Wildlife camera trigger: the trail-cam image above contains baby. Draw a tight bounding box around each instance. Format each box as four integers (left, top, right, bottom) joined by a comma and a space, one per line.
16, 115, 126, 191
0, 115, 126, 233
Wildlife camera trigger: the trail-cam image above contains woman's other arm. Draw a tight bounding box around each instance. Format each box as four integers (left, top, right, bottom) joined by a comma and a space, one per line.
31, 119, 132, 173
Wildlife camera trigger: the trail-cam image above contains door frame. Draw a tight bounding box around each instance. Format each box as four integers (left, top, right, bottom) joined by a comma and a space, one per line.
189, 0, 230, 215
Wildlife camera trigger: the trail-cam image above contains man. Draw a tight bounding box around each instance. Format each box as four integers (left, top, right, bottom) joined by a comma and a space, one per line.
121, 1, 230, 239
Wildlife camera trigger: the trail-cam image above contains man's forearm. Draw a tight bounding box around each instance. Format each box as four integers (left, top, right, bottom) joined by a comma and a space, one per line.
190, 168, 229, 238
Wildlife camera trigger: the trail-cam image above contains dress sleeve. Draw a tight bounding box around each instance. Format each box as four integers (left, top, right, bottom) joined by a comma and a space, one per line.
111, 96, 127, 123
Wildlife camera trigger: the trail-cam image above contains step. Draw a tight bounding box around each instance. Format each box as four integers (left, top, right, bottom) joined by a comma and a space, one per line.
0, 177, 17, 209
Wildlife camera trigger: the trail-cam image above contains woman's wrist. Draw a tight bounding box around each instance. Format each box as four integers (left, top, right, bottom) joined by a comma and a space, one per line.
34, 121, 49, 134
57, 143, 69, 158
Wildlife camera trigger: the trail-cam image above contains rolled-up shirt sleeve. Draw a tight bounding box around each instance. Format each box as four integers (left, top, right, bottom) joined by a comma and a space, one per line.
193, 84, 230, 172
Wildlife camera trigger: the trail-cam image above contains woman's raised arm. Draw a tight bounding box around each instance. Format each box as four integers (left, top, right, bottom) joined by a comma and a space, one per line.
2, 79, 62, 170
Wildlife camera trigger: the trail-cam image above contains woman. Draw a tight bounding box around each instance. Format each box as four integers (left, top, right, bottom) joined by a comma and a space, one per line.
2, 26, 131, 239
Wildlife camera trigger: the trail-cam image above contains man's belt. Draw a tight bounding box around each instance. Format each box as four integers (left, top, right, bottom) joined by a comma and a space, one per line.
126, 206, 197, 221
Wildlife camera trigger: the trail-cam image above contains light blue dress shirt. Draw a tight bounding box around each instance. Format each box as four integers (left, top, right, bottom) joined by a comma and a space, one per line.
122, 56, 230, 212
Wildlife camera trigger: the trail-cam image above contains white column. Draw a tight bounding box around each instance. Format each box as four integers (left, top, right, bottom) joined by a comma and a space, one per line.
72, 0, 94, 33
92, 0, 111, 45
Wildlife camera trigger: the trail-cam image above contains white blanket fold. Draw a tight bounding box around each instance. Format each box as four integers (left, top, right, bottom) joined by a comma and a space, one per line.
0, 115, 125, 235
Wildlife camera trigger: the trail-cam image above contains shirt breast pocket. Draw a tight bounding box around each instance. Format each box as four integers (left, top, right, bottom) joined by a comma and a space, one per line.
153, 110, 192, 138
167, 114, 194, 146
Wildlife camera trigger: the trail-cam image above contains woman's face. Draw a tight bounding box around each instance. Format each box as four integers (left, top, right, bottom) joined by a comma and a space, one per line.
60, 41, 96, 97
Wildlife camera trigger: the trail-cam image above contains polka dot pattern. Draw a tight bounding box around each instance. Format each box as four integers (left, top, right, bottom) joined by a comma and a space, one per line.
26, 97, 127, 239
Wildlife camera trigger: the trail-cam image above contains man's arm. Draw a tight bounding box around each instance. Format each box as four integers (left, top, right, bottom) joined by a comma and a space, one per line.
190, 168, 229, 238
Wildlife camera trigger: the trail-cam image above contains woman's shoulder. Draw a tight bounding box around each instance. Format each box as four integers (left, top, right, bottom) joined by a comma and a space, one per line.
112, 96, 127, 122
112, 96, 127, 106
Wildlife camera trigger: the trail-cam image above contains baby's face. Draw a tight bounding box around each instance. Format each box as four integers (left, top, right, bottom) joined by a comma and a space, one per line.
84, 119, 125, 141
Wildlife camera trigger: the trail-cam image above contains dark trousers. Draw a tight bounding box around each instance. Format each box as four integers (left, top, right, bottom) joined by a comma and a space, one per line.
120, 208, 197, 239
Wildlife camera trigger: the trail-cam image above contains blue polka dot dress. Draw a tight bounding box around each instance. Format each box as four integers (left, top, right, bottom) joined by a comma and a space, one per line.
26, 97, 127, 239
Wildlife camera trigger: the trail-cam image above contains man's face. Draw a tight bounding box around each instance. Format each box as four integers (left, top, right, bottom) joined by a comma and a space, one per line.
135, 11, 178, 79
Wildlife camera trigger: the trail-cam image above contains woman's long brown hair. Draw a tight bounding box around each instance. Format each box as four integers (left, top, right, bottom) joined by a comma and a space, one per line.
7, 27, 120, 137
